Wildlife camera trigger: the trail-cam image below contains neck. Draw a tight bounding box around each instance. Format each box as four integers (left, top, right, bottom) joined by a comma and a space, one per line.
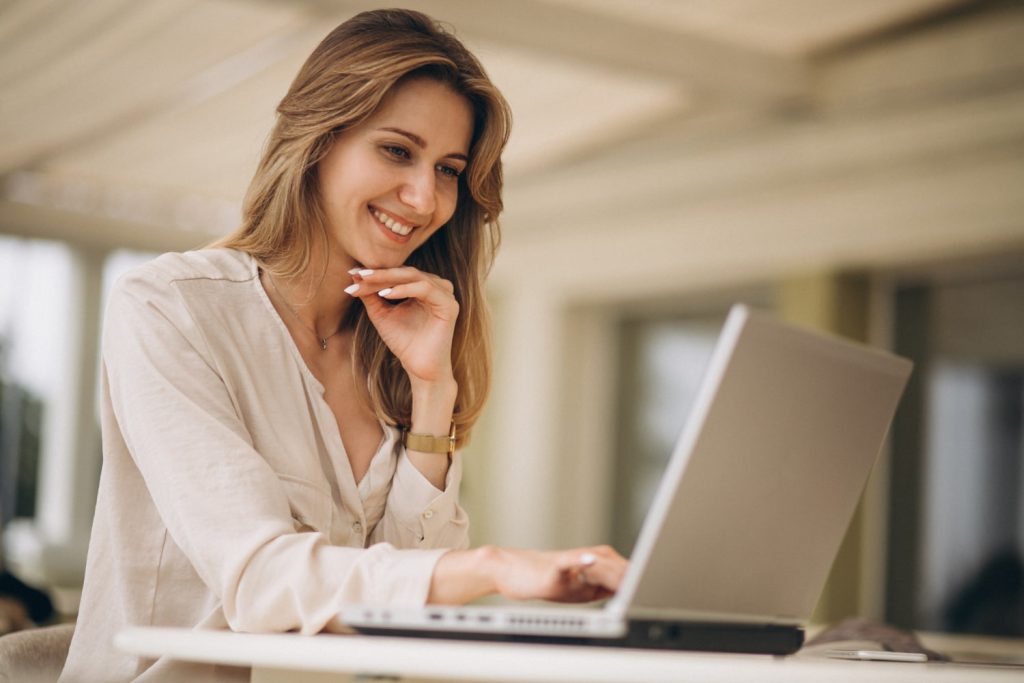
264, 246, 357, 342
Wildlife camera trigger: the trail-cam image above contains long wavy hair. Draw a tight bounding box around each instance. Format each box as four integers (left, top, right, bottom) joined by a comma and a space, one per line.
214, 9, 511, 446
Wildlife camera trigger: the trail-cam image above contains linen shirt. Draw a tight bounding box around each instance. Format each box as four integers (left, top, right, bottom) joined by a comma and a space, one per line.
60, 248, 469, 683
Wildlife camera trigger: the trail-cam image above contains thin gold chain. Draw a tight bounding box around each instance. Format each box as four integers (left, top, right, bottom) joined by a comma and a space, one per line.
267, 272, 342, 351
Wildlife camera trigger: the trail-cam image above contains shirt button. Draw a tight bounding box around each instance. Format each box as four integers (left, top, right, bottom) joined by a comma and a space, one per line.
352, 522, 363, 533
422, 510, 434, 520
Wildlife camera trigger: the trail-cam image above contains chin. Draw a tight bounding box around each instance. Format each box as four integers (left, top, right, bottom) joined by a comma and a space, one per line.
341, 244, 401, 270
346, 234, 426, 270
357, 252, 412, 270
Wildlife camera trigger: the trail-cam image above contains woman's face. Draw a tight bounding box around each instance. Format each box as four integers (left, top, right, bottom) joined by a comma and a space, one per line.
317, 77, 474, 270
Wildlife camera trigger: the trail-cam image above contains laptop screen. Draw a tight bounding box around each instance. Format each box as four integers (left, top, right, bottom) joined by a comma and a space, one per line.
615, 305, 911, 624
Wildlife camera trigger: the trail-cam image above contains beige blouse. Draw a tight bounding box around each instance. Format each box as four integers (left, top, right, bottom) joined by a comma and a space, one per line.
60, 248, 469, 683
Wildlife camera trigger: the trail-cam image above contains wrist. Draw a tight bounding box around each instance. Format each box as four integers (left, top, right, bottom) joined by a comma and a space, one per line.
475, 545, 502, 595
428, 546, 500, 604
409, 375, 458, 406
409, 377, 458, 436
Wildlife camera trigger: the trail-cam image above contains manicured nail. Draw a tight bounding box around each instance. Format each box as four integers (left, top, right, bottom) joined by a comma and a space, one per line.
378, 288, 393, 297
344, 283, 360, 295
357, 269, 374, 277
347, 267, 361, 275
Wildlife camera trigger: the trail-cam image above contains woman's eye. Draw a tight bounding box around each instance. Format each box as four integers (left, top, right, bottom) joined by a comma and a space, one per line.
437, 164, 462, 180
383, 145, 410, 160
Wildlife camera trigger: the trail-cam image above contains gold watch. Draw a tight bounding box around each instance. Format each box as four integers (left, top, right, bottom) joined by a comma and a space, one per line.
402, 422, 456, 455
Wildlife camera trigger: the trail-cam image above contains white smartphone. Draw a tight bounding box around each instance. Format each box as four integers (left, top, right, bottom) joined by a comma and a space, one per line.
825, 649, 929, 663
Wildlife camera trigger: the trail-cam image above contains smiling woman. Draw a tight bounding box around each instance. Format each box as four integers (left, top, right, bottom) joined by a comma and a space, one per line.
318, 78, 472, 263
59, 9, 626, 683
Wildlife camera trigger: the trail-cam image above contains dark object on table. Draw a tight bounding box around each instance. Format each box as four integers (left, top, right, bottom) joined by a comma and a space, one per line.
945, 549, 1024, 637
0, 571, 54, 635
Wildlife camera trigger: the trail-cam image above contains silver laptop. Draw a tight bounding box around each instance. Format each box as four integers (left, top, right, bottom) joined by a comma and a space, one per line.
342, 304, 913, 654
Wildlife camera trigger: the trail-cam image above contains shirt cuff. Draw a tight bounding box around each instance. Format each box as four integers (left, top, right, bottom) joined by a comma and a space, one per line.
362, 544, 449, 606
323, 544, 451, 631
389, 450, 463, 540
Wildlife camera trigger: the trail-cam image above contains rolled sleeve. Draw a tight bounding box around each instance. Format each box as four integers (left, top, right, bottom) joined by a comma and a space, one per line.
373, 451, 470, 549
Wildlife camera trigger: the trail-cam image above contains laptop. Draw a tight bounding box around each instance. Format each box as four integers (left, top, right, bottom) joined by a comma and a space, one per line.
342, 304, 913, 654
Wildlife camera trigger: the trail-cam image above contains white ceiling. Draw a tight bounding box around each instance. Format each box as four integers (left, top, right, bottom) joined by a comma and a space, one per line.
548, 0, 967, 55
1, 0, 1022, 291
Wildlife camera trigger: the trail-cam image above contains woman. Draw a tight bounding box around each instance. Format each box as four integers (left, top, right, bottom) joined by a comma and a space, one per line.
61, 9, 626, 682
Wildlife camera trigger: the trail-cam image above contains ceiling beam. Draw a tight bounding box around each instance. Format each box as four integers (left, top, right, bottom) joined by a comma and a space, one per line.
502, 84, 1024, 235
0, 16, 325, 174
491, 150, 1024, 300
0, 171, 232, 252
0, 199, 210, 254
290, 0, 813, 104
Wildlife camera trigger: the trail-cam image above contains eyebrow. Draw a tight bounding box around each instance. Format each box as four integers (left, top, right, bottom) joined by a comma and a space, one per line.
378, 127, 468, 162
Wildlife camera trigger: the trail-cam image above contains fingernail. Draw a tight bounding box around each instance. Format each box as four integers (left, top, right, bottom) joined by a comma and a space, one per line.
357, 269, 375, 277
579, 553, 596, 566
378, 288, 393, 297
347, 267, 361, 275
344, 283, 360, 295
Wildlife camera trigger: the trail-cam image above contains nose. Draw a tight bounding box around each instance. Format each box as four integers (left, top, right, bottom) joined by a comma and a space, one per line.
398, 166, 436, 217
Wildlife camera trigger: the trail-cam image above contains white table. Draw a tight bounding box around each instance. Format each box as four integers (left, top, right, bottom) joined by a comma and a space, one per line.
116, 626, 1024, 683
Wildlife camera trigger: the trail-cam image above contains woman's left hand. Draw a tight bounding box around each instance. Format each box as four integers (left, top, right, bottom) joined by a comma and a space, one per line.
427, 545, 629, 606
347, 267, 459, 385
489, 545, 629, 604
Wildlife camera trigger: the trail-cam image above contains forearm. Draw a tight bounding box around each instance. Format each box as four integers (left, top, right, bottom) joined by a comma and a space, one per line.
428, 545, 628, 605
406, 377, 458, 489
427, 546, 499, 604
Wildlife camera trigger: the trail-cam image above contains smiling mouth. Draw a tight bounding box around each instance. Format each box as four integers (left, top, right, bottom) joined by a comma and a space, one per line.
371, 207, 416, 237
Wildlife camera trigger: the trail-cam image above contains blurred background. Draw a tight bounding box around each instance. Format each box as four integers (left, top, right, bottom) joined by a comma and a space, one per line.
1, 0, 1022, 639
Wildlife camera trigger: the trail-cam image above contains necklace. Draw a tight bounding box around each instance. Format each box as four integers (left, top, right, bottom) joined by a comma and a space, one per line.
267, 272, 341, 351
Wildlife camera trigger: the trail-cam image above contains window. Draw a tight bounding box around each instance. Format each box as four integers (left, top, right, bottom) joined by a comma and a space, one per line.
888, 274, 1024, 636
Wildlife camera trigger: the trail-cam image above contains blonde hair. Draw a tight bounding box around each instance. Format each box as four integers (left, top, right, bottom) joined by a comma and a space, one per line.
215, 9, 511, 446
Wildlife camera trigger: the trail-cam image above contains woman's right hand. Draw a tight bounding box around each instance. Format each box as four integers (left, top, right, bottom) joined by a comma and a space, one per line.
428, 545, 628, 605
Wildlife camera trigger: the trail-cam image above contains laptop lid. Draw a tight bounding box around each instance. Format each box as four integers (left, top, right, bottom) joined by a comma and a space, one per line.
611, 304, 912, 625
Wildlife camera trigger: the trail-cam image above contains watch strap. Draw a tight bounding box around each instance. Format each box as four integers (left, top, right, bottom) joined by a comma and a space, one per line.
402, 422, 456, 455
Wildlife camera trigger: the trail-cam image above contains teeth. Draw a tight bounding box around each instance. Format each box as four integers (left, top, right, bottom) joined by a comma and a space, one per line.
373, 209, 413, 236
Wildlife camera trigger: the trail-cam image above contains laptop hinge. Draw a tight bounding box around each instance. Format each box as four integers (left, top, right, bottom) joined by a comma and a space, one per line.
625, 605, 803, 627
